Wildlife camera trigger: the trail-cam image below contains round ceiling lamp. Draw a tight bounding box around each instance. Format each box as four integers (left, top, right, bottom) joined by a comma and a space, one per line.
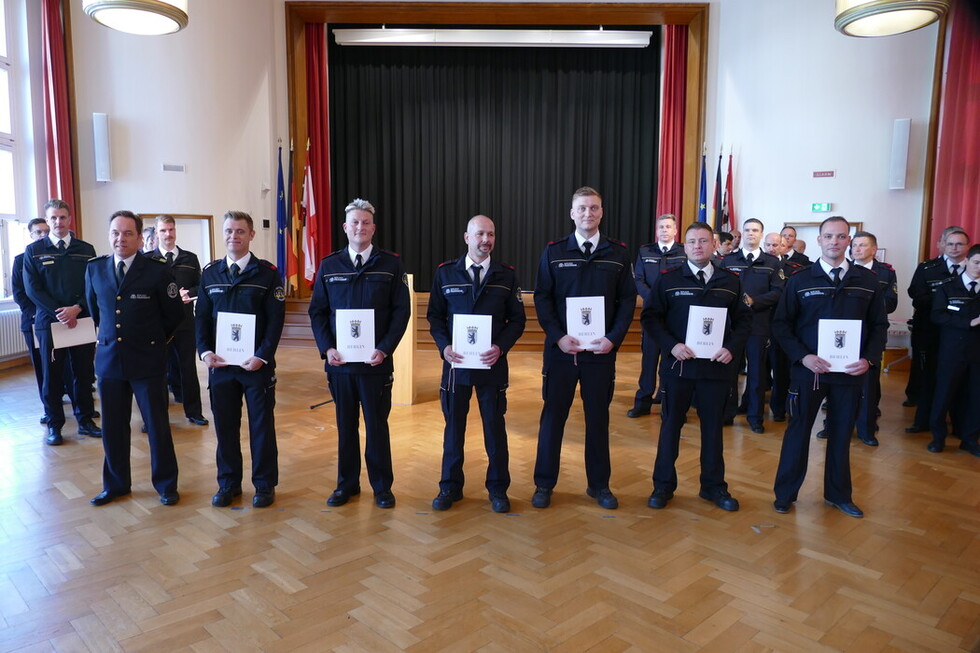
82, 0, 189, 36
835, 0, 949, 37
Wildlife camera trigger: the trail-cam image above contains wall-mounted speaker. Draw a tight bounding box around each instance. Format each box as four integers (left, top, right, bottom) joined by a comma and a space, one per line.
888, 118, 910, 190
93, 113, 112, 182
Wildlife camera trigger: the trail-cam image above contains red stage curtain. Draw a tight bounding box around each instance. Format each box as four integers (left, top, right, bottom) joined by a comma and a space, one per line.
655, 25, 687, 218
306, 24, 332, 263
930, 5, 980, 244
41, 0, 75, 217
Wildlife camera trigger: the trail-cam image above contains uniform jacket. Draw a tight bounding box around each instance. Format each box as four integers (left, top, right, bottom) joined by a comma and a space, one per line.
772, 262, 889, 386
634, 242, 686, 300
641, 262, 752, 380
308, 247, 411, 375
720, 250, 785, 336
84, 254, 184, 380
863, 259, 899, 315
534, 233, 636, 365
427, 256, 527, 386
23, 235, 97, 330
196, 256, 286, 367
908, 256, 955, 332
784, 250, 811, 267
931, 277, 980, 364
145, 247, 202, 331
11, 254, 36, 333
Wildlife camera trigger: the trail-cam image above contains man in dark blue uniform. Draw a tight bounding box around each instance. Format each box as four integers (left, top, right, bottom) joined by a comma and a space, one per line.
23, 199, 102, 445
850, 231, 898, 446
12, 218, 51, 424
905, 226, 970, 431
309, 199, 411, 509
147, 215, 207, 426
85, 211, 184, 506
768, 235, 808, 422
628, 213, 686, 417
197, 211, 286, 508
713, 231, 735, 260
642, 222, 752, 511
531, 187, 636, 510
928, 244, 980, 457
720, 218, 784, 433
780, 226, 811, 266
427, 215, 526, 513
772, 216, 889, 518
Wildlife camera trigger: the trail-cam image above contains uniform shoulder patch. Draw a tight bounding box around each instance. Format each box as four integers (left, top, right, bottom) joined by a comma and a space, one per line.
438, 259, 455, 268
88, 254, 110, 263
382, 249, 401, 258
167, 282, 179, 299
503, 263, 516, 270
778, 268, 785, 280
203, 259, 221, 270
274, 286, 286, 301
402, 273, 409, 286
516, 287, 524, 302
259, 259, 278, 270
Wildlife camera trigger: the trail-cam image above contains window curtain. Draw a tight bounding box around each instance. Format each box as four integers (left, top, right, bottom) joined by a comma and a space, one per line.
41, 0, 75, 216
326, 29, 661, 290
655, 25, 687, 219
306, 24, 332, 269
930, 5, 980, 244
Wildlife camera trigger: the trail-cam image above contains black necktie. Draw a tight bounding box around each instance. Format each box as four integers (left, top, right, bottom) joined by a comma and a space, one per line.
831, 267, 842, 286
583, 241, 593, 257
697, 270, 706, 286
116, 260, 126, 286
57, 239, 66, 251
354, 253, 363, 271
230, 263, 240, 280
662, 246, 668, 255
472, 264, 482, 297
970, 280, 978, 296
951, 264, 960, 277
166, 251, 174, 267
746, 253, 754, 264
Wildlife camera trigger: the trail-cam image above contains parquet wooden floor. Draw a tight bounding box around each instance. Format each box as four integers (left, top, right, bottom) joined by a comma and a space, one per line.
0, 348, 977, 652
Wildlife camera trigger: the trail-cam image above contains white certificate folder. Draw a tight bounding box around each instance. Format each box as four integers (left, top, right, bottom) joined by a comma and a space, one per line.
50, 317, 97, 349
565, 296, 605, 350
335, 308, 376, 363
452, 313, 492, 369
817, 319, 863, 372
684, 306, 727, 359
215, 311, 256, 366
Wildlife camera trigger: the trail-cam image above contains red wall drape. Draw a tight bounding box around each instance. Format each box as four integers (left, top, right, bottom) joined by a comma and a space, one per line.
40, 0, 75, 220
655, 25, 687, 218
930, 5, 980, 245
306, 24, 332, 263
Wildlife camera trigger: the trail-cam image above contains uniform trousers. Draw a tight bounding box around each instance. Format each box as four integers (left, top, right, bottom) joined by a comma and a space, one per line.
327, 372, 393, 494
856, 363, 883, 440
774, 376, 862, 505
727, 335, 769, 425
209, 365, 278, 491
98, 375, 178, 495
929, 358, 980, 445
439, 383, 510, 495
533, 357, 614, 491
633, 332, 662, 408
653, 376, 729, 494
167, 328, 203, 418
22, 332, 45, 410
769, 344, 790, 418
911, 336, 939, 429
37, 331, 95, 430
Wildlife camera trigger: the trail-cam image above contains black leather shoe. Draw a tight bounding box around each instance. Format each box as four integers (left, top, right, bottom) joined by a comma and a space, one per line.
432, 488, 463, 511
78, 420, 102, 437
901, 399, 916, 407
45, 427, 63, 446
326, 487, 360, 507
490, 494, 511, 513
531, 487, 552, 509
91, 489, 130, 506
825, 500, 863, 518
750, 424, 765, 434
40, 414, 50, 424
626, 406, 651, 418
815, 430, 827, 439
926, 441, 944, 453
699, 489, 739, 511
905, 425, 928, 434
92, 410, 100, 419
586, 487, 618, 510
647, 490, 672, 509
374, 490, 396, 509
959, 441, 980, 457
772, 414, 786, 422
253, 489, 275, 508
160, 492, 180, 506
858, 434, 879, 447
187, 416, 209, 426
773, 500, 792, 514
723, 417, 734, 426
211, 485, 243, 507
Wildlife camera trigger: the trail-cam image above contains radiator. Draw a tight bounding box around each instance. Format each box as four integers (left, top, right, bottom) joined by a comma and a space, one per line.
0, 309, 27, 361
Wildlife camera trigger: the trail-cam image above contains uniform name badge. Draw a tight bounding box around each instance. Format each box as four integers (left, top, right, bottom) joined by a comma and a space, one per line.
50, 317, 97, 349
336, 308, 375, 363
817, 318, 863, 372
684, 306, 727, 359
216, 311, 256, 366
565, 296, 605, 351
451, 313, 492, 369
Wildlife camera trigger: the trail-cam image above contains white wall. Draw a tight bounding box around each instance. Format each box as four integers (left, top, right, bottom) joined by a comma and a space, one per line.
68, 0, 939, 319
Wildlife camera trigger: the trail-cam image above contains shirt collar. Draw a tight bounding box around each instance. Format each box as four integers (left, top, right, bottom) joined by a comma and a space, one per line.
853, 259, 874, 269
113, 253, 138, 269
159, 245, 180, 257
819, 257, 849, 277
227, 252, 252, 270
687, 260, 713, 282
465, 255, 490, 272
349, 244, 373, 265
49, 233, 72, 248
574, 231, 600, 251
742, 247, 761, 260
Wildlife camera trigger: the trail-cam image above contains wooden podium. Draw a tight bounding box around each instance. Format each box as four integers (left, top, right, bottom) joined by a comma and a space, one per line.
392, 274, 417, 405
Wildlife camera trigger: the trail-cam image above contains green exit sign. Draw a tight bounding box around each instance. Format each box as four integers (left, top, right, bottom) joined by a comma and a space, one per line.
811, 202, 832, 212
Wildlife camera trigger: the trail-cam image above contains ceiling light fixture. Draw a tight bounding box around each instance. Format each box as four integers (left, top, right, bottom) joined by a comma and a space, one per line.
835, 0, 949, 37
82, 0, 189, 36
333, 28, 653, 48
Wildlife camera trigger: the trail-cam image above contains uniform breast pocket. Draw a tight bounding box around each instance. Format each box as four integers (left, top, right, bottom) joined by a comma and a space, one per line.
365, 276, 393, 306
841, 288, 873, 312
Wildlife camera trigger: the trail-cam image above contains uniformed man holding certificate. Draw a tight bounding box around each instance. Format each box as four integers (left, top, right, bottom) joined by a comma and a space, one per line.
771, 216, 888, 518
197, 211, 285, 508
641, 222, 751, 511
309, 199, 411, 509
426, 215, 526, 513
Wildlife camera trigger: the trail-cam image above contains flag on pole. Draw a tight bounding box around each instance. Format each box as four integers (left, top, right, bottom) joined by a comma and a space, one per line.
275, 144, 287, 283
712, 152, 723, 232
302, 141, 318, 284
723, 153, 736, 232
697, 151, 707, 222
285, 142, 299, 292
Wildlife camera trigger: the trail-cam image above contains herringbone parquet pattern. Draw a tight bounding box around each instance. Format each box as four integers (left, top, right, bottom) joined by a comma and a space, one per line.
0, 348, 977, 652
